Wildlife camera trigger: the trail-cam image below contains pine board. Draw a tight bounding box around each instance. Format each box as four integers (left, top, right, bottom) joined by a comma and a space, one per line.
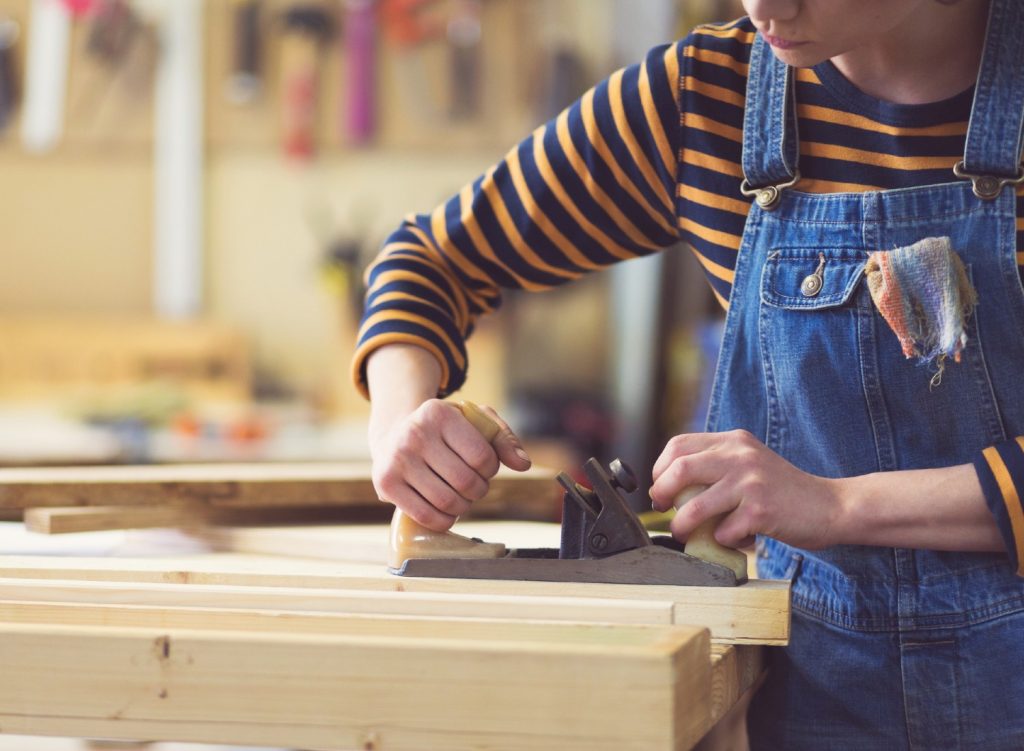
0, 617, 710, 751
0, 551, 790, 645
0, 462, 558, 519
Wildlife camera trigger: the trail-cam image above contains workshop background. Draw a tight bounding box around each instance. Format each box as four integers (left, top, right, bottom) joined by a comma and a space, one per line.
0, 0, 741, 499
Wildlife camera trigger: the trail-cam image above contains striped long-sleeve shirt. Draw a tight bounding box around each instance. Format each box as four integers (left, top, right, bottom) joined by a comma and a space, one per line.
353, 17, 1024, 570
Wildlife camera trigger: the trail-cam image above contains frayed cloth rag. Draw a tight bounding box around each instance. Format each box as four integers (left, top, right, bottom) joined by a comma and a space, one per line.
865, 237, 978, 381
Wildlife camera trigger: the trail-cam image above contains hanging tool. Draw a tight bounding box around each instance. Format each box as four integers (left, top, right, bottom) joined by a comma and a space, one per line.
280, 3, 335, 160
381, 0, 483, 125
446, 0, 480, 120
0, 17, 19, 134
341, 0, 376, 145
226, 0, 264, 105
21, 0, 72, 153
389, 402, 747, 587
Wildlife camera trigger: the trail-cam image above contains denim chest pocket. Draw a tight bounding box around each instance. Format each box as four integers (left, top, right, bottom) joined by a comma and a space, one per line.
756, 247, 871, 467
760, 248, 867, 310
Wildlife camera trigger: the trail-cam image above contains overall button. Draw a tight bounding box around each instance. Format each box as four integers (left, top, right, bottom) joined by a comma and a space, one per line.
800, 253, 827, 297
800, 274, 823, 297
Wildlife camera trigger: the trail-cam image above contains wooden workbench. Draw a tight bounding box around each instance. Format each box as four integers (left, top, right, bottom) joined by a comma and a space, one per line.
0, 521, 786, 750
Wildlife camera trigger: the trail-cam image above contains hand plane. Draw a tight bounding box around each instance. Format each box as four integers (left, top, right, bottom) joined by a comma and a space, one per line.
387, 402, 747, 587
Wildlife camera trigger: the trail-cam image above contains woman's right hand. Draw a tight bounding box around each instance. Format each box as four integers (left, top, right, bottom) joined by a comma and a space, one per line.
369, 398, 532, 531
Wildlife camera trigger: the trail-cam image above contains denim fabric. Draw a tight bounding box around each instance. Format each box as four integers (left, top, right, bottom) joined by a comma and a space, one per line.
710, 3, 1024, 748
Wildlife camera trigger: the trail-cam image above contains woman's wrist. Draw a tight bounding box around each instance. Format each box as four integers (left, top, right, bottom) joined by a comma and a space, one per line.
366, 344, 443, 449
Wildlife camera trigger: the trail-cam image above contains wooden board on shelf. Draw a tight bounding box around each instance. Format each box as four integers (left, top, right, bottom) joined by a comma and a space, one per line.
0, 462, 558, 517
0, 613, 711, 751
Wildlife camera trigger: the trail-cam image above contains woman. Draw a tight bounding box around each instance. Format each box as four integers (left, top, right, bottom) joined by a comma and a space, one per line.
356, 0, 1024, 747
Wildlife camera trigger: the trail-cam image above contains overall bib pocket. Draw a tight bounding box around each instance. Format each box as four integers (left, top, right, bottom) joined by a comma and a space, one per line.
757, 248, 873, 475
758, 248, 1006, 477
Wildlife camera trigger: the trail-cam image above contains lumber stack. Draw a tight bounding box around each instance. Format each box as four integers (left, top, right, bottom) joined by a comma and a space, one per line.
0, 551, 774, 751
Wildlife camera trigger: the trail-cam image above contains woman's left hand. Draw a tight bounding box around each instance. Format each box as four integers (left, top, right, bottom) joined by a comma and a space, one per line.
649, 429, 845, 551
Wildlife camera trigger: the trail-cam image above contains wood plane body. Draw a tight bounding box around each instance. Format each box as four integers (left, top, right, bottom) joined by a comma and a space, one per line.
392, 538, 743, 587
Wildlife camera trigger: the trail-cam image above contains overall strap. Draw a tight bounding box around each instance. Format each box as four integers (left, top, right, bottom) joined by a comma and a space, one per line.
959, 0, 1024, 197
741, 33, 799, 210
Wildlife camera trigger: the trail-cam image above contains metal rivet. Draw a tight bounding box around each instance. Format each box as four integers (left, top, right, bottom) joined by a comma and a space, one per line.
756, 186, 781, 210
590, 534, 608, 551
973, 175, 1001, 200
800, 275, 822, 297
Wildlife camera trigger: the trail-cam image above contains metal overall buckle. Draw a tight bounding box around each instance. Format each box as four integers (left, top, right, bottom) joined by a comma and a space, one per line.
740, 171, 801, 211
953, 160, 1024, 200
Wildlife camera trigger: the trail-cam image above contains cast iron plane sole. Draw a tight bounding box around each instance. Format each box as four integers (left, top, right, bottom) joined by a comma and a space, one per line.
390, 542, 745, 587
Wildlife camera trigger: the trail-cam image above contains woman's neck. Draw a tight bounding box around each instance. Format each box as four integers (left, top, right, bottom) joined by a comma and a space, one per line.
831, 0, 990, 105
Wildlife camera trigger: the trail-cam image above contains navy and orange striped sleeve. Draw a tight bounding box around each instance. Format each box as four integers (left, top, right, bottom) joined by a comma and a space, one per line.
974, 439, 1024, 576
351, 42, 686, 398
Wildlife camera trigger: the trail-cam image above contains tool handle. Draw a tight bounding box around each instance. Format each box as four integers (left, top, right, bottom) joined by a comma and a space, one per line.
676, 485, 748, 580
387, 400, 505, 566
457, 400, 501, 443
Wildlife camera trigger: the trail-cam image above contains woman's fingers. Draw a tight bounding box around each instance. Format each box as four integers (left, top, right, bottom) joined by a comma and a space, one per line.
651, 432, 721, 482
649, 447, 736, 511
477, 404, 532, 471
373, 399, 533, 528
375, 469, 458, 531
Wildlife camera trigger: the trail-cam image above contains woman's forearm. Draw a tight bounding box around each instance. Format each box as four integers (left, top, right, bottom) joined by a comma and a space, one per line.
833, 464, 1004, 552
366, 344, 442, 446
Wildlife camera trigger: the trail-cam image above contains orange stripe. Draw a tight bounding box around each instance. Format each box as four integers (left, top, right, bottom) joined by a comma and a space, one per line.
358, 310, 466, 371
1016, 252, 1024, 265
799, 177, 885, 193
351, 335, 452, 400
685, 113, 743, 142
711, 284, 729, 310
678, 214, 743, 250
369, 290, 451, 316
679, 231, 739, 280
478, 156, 582, 283
505, 146, 606, 273
683, 46, 749, 76
404, 222, 490, 320
678, 181, 750, 216
368, 269, 459, 315
663, 43, 681, 99
1016, 217, 1024, 231
692, 24, 756, 42
802, 141, 957, 171
638, 56, 677, 178
794, 67, 822, 85
607, 69, 675, 213
364, 243, 471, 328
532, 121, 644, 261
574, 92, 677, 240
798, 103, 968, 138
984, 446, 1024, 576
414, 210, 489, 292
683, 76, 745, 108
455, 178, 547, 292
683, 148, 744, 178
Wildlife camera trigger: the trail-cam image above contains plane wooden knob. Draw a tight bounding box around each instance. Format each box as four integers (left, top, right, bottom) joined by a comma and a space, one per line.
676, 486, 748, 581
387, 401, 508, 571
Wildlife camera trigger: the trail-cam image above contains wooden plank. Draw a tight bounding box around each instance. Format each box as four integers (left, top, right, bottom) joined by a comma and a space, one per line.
198, 520, 564, 562
0, 602, 766, 749
0, 463, 558, 518
0, 555, 790, 645
23, 505, 201, 534
0, 577, 677, 626
708, 645, 765, 728
0, 619, 711, 751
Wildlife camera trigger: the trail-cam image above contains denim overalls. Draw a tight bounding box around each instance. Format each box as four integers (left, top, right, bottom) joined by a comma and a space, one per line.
705, 1, 1024, 748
